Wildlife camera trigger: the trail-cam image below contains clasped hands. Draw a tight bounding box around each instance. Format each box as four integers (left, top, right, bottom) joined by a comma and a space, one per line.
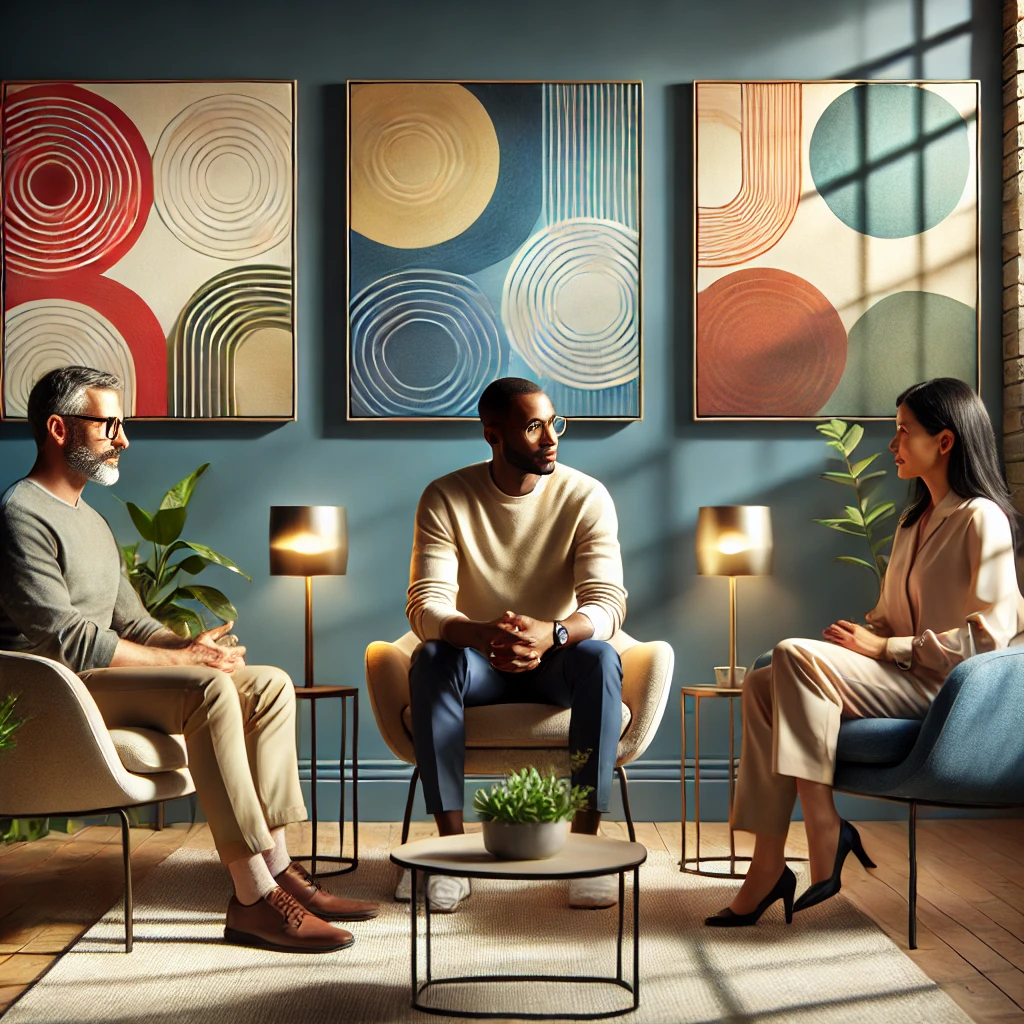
188, 621, 247, 673
452, 611, 553, 672
822, 619, 887, 660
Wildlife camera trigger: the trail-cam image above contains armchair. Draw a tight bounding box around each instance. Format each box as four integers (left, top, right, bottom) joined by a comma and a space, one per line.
365, 630, 674, 842
0, 651, 195, 951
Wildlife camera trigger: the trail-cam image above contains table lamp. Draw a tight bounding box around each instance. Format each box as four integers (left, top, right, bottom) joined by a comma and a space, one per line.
269, 506, 348, 687
696, 505, 773, 688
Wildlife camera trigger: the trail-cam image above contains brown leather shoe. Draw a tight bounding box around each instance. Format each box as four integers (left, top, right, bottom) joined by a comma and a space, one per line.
224, 888, 354, 953
275, 861, 380, 921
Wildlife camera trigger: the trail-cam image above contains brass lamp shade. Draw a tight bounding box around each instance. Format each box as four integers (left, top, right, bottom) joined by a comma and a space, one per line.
696, 506, 773, 578
269, 506, 348, 577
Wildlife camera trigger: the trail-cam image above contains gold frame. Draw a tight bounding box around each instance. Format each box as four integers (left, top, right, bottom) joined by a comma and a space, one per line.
692, 78, 982, 423
345, 78, 644, 423
0, 78, 299, 423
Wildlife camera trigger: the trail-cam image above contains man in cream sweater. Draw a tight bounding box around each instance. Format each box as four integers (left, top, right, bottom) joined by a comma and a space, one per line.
402, 377, 628, 912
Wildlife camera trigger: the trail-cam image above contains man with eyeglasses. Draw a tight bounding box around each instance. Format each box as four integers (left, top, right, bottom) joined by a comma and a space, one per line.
0, 366, 378, 953
399, 377, 627, 913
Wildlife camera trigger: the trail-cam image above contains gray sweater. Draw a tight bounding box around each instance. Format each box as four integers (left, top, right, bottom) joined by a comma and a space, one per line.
0, 479, 164, 672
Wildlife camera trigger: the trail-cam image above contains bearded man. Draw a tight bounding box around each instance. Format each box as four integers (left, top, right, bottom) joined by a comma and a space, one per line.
0, 366, 378, 952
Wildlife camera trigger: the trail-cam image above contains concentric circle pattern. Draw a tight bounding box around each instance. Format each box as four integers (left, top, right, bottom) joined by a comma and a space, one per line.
2, 84, 152, 277
502, 218, 639, 390
350, 269, 504, 417
3, 299, 136, 416
153, 94, 292, 259
349, 83, 500, 249
696, 268, 847, 417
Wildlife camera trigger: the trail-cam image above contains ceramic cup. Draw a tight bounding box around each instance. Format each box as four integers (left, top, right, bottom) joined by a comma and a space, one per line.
714, 665, 747, 689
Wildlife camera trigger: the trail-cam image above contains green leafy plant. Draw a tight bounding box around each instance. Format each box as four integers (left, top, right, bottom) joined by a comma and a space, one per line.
473, 766, 593, 824
813, 419, 895, 588
117, 464, 251, 638
0, 693, 21, 751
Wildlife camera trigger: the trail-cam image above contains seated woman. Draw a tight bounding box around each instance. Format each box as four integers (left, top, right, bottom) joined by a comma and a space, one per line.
707, 378, 1024, 927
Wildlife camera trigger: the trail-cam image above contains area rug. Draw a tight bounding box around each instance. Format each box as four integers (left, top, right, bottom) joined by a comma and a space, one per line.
4, 827, 969, 1024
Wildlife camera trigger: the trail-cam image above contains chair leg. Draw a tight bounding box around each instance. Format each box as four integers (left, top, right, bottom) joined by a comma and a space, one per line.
615, 766, 636, 842
119, 809, 133, 953
401, 767, 420, 845
908, 801, 918, 950
155, 803, 164, 831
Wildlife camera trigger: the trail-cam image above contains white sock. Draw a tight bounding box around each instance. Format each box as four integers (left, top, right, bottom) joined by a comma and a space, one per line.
228, 853, 277, 906
263, 826, 292, 878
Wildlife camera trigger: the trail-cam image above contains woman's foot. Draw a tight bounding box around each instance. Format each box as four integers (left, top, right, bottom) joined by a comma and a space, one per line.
805, 817, 842, 884
729, 857, 789, 915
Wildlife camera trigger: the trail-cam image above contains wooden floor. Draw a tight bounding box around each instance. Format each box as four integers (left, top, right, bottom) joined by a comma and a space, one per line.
2, 819, 1024, 1021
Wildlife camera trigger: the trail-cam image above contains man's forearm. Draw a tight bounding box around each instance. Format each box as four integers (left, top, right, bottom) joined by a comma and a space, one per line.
145, 628, 191, 650
560, 611, 596, 646
109, 638, 190, 668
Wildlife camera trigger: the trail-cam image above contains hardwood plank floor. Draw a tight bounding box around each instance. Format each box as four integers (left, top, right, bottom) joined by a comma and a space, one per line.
1, 819, 1022, 1021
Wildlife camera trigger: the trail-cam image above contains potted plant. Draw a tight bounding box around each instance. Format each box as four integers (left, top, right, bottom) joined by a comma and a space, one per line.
117, 464, 250, 637
473, 767, 592, 860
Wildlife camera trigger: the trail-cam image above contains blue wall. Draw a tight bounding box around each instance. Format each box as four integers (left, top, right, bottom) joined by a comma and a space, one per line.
0, 0, 1002, 822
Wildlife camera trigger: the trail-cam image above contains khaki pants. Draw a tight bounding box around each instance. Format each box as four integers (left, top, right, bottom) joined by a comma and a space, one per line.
80, 665, 307, 864
731, 639, 936, 837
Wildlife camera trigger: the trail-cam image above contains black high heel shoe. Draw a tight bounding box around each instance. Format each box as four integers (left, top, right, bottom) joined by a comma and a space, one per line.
793, 819, 876, 913
704, 866, 796, 927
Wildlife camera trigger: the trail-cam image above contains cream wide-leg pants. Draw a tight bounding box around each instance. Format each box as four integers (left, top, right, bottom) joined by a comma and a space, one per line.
731, 638, 937, 837
79, 665, 308, 864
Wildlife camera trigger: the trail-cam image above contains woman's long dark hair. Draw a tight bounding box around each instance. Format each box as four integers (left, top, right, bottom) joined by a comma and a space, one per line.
896, 378, 1019, 546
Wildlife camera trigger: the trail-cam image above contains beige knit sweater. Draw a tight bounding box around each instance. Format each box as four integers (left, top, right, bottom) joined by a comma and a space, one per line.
406, 461, 627, 642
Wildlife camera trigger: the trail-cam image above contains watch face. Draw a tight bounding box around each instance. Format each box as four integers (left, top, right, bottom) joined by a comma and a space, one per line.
555, 622, 569, 646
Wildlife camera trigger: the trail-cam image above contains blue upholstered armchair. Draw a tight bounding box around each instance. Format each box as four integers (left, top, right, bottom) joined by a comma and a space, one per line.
832, 647, 1024, 948
750, 647, 1024, 948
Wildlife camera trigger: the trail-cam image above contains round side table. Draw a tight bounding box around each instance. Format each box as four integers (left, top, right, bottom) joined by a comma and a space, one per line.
294, 684, 359, 876
680, 684, 748, 878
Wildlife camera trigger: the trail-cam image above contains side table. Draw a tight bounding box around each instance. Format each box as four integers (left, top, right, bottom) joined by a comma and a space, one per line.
391, 832, 645, 1020
680, 684, 747, 878
294, 684, 359, 876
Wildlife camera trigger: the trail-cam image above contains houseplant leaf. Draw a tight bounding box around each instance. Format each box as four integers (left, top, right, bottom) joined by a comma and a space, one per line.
850, 453, 881, 477
841, 424, 864, 456
836, 556, 878, 574
125, 503, 155, 542
165, 541, 252, 580
864, 502, 895, 525
176, 585, 237, 622
820, 471, 858, 488
151, 507, 187, 546
160, 463, 210, 511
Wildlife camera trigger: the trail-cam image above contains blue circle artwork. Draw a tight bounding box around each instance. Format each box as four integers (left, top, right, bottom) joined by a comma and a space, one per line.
809, 84, 970, 239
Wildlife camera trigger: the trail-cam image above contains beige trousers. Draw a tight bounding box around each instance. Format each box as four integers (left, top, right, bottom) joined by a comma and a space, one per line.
730, 639, 936, 837
80, 664, 307, 864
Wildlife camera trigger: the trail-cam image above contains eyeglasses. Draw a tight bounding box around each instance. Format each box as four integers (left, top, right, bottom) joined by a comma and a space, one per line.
59, 414, 125, 440
525, 415, 567, 441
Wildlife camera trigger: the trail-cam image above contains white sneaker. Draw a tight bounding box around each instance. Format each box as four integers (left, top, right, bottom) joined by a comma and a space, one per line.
393, 868, 471, 912
427, 874, 471, 912
569, 874, 618, 909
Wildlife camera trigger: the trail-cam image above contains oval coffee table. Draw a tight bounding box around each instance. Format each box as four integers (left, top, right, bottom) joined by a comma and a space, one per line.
391, 832, 647, 1020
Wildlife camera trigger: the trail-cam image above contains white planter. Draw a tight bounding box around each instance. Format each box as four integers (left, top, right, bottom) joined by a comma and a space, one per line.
481, 820, 570, 860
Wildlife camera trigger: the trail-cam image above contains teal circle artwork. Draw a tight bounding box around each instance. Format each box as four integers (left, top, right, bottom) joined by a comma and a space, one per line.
821, 291, 976, 418
809, 84, 970, 239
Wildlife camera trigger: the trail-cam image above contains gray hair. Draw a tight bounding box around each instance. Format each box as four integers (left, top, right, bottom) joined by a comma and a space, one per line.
26, 366, 123, 447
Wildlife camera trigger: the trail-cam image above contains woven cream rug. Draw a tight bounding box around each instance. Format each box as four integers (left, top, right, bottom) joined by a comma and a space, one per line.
5, 826, 969, 1024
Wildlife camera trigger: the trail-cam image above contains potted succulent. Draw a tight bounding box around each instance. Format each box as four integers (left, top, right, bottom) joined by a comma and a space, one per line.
473, 767, 592, 860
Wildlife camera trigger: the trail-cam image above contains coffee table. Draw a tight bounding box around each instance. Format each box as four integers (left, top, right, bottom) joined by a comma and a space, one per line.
390, 832, 647, 1020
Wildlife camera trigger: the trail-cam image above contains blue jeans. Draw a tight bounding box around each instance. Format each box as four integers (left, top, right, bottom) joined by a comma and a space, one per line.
409, 639, 623, 814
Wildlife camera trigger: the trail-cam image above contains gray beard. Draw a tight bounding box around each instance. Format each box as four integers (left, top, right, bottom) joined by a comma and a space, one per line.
65, 444, 120, 486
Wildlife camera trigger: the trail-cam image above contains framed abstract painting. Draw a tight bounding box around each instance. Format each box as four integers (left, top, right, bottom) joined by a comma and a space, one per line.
694, 80, 979, 420
346, 80, 642, 420
1, 80, 296, 420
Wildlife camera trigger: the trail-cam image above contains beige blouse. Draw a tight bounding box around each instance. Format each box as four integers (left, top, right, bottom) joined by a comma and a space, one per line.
866, 490, 1024, 690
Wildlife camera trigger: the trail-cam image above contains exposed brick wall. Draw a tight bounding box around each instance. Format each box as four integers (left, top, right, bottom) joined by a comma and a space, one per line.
1005, 0, 1024, 510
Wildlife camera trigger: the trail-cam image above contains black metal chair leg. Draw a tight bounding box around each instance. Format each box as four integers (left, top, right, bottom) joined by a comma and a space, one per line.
908, 801, 918, 950
119, 808, 133, 953
401, 767, 420, 845
616, 765, 636, 842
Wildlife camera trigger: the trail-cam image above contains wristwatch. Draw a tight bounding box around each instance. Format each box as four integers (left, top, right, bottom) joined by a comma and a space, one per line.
552, 621, 569, 648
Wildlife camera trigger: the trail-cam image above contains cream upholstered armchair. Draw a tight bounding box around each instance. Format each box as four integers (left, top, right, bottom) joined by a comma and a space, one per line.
0, 651, 195, 951
365, 630, 674, 842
